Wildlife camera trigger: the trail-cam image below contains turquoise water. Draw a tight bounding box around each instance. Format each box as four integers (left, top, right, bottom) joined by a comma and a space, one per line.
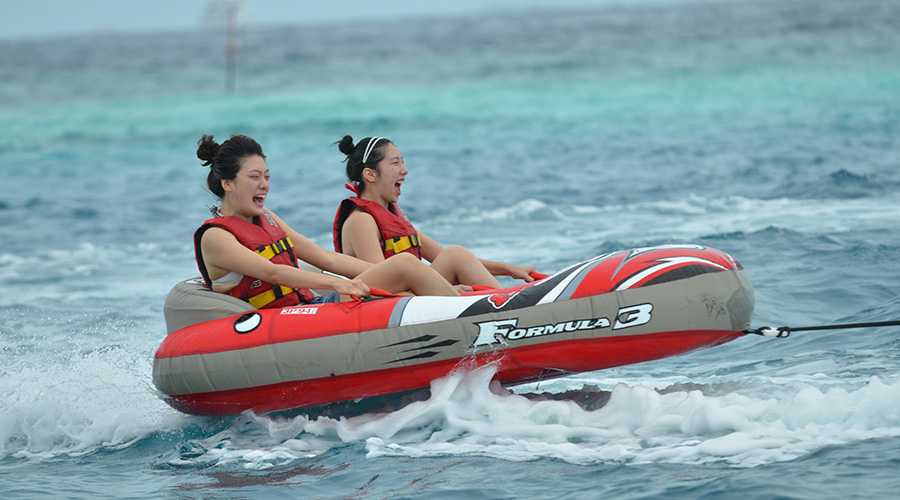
3, 0, 900, 497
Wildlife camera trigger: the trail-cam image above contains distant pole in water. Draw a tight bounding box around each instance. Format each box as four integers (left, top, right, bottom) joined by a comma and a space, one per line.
205, 0, 242, 94
225, 3, 238, 94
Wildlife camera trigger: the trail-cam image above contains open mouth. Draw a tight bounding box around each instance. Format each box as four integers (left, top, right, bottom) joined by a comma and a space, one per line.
394, 180, 403, 196
253, 195, 265, 207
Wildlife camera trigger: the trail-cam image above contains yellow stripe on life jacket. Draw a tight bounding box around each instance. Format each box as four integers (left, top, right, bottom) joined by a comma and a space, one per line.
256, 237, 294, 260
248, 285, 296, 309
250, 237, 298, 307
383, 234, 420, 254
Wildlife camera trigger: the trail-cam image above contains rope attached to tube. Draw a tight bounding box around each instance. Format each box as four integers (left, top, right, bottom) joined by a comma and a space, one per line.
744, 319, 900, 338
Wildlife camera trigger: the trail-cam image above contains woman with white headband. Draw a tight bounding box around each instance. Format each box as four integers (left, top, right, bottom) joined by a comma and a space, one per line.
332, 135, 536, 289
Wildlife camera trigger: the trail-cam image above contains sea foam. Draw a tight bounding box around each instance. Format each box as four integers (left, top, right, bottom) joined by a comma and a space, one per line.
168, 365, 900, 470
0, 343, 186, 460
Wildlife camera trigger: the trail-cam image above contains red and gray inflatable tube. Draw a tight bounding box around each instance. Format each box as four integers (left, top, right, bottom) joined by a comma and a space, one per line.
153, 244, 753, 416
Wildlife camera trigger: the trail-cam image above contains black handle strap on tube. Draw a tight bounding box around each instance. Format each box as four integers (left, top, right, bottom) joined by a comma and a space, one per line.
744, 320, 900, 339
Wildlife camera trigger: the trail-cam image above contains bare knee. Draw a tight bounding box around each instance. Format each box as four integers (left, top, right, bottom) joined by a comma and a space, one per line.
388, 252, 421, 269
441, 245, 475, 261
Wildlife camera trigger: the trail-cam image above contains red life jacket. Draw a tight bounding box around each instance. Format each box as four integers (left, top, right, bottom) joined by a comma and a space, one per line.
332, 197, 422, 259
194, 212, 315, 309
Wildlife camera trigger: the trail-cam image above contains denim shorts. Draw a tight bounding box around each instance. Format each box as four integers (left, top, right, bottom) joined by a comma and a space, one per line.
308, 292, 340, 304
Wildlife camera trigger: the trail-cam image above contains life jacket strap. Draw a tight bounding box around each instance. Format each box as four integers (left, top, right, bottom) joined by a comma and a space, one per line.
256, 236, 294, 260
250, 237, 300, 307
384, 234, 420, 254
248, 285, 296, 309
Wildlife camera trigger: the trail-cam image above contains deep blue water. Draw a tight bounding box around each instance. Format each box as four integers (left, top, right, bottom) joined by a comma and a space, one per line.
2, 0, 900, 497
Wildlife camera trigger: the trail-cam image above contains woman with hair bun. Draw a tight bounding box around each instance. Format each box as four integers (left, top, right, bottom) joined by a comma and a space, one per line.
333, 135, 535, 289
194, 134, 458, 308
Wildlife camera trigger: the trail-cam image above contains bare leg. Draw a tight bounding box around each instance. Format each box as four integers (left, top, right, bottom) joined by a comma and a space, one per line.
357, 253, 458, 296
430, 245, 501, 288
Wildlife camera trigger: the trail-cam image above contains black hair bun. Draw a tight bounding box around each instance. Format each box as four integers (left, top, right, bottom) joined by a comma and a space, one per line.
197, 135, 220, 166
338, 135, 356, 156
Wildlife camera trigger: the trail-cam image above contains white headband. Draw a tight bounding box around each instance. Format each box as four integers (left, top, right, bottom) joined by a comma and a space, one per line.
361, 137, 383, 164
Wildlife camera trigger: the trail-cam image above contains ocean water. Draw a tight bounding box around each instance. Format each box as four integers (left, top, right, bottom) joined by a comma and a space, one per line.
2, 0, 900, 497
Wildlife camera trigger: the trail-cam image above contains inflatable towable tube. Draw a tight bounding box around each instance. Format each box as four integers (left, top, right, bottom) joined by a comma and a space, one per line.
153, 245, 753, 416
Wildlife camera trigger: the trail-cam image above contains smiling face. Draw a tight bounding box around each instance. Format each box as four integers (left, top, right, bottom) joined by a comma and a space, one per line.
221, 155, 270, 218
362, 143, 407, 206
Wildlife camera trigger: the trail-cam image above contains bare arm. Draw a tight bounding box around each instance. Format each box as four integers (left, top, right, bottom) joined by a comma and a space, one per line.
267, 211, 372, 278
417, 232, 443, 263
341, 211, 388, 264
200, 227, 368, 295
479, 258, 535, 281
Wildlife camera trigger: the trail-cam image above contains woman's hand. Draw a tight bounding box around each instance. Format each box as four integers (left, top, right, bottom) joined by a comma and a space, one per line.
505, 264, 537, 281
332, 278, 371, 298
